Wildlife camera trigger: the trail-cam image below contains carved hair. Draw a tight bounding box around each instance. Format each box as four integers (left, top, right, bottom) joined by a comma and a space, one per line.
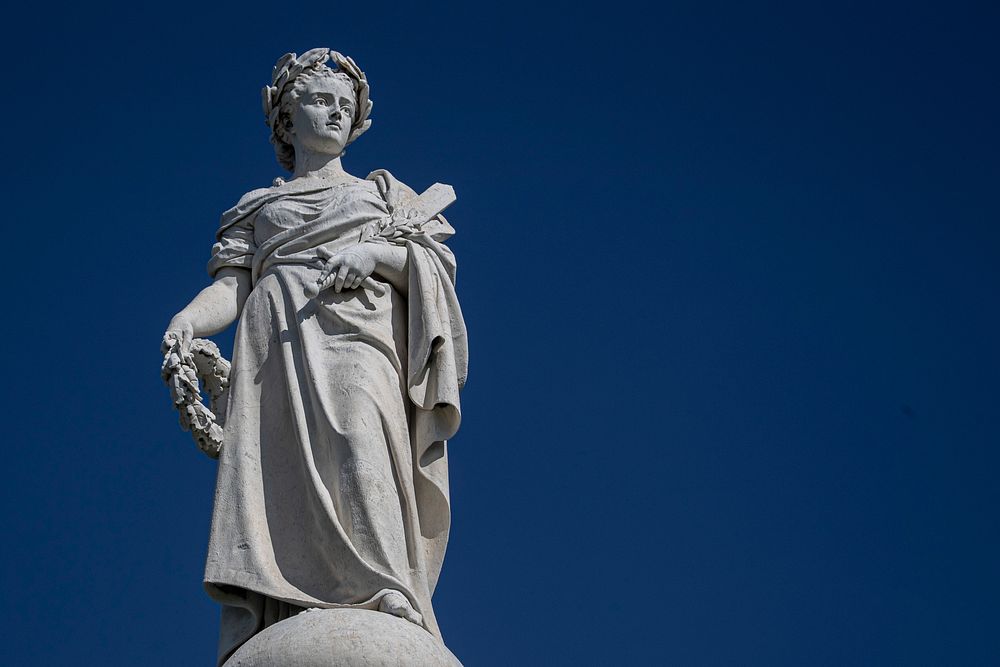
262, 48, 374, 172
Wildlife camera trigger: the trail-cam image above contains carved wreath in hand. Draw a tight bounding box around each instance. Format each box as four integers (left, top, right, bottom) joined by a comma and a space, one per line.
161, 338, 231, 459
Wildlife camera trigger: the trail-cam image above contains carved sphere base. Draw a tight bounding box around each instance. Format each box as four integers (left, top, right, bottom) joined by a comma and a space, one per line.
223, 608, 462, 667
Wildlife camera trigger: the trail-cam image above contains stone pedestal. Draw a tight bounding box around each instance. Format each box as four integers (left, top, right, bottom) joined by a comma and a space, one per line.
223, 608, 462, 667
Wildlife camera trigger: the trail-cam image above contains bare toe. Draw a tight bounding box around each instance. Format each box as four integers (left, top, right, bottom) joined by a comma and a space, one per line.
378, 591, 423, 625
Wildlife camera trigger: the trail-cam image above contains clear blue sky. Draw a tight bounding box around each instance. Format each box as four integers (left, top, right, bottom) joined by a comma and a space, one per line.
2, 2, 998, 665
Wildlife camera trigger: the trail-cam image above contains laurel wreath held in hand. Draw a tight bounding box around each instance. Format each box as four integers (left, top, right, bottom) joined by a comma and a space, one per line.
161, 338, 231, 459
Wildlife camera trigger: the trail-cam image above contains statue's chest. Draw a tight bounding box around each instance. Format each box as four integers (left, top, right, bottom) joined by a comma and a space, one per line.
255, 185, 389, 245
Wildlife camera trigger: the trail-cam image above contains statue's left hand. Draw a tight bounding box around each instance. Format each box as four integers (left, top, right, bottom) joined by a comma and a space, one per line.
318, 246, 377, 293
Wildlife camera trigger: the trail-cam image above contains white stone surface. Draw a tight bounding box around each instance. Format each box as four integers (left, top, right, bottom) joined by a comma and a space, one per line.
223, 609, 462, 667
163, 48, 467, 664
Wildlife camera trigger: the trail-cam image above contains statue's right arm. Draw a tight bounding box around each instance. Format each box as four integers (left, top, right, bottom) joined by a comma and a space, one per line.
164, 267, 252, 351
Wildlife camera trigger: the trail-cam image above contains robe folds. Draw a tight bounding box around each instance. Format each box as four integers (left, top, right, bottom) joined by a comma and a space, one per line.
202, 170, 467, 664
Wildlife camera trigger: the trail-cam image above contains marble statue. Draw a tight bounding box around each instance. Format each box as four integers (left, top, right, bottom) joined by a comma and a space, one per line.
161, 48, 467, 666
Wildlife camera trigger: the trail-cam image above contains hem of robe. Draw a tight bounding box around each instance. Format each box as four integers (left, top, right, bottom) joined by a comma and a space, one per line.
206, 579, 436, 665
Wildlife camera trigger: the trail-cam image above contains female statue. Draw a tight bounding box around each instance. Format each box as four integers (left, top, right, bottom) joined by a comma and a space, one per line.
162, 48, 467, 664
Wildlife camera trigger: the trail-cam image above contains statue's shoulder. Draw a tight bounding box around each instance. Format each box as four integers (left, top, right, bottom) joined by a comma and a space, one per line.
238, 185, 276, 204
229, 178, 292, 210
366, 168, 421, 211
218, 183, 284, 234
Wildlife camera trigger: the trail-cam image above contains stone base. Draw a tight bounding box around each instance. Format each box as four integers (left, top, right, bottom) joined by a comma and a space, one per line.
223, 608, 462, 667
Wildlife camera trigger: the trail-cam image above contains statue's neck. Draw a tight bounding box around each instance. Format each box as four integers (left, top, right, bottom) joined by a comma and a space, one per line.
293, 151, 348, 181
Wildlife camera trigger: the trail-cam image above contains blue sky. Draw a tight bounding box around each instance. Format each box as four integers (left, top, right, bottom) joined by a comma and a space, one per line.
2, 2, 998, 665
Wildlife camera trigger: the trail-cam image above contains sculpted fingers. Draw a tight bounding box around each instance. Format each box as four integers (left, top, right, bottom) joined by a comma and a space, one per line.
334, 265, 350, 292
314, 249, 375, 295
316, 247, 336, 281
164, 317, 195, 354
164, 331, 191, 355
319, 259, 337, 282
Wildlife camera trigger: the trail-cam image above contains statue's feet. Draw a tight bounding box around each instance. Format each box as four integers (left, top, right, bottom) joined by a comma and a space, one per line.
378, 591, 423, 626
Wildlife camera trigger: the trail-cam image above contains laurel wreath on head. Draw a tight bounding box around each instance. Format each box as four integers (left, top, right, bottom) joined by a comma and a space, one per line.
261, 48, 374, 147
161, 338, 231, 459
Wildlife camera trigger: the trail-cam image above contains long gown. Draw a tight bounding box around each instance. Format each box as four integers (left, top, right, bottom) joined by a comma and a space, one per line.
201, 170, 467, 664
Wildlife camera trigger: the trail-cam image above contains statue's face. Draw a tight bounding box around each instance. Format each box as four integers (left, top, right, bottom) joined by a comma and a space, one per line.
288, 75, 356, 157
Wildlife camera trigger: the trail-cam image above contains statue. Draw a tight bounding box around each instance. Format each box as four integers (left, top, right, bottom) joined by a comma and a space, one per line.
161, 48, 468, 666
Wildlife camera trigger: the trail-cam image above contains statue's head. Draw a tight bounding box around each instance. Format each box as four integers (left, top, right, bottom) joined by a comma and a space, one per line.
262, 48, 373, 172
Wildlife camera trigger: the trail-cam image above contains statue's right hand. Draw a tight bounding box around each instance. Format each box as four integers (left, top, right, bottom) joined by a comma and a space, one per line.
163, 316, 194, 355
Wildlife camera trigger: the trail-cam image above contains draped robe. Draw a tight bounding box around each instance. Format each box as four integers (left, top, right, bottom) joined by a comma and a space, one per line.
202, 171, 467, 664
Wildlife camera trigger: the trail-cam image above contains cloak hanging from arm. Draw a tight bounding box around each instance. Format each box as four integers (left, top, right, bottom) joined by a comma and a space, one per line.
367, 169, 468, 592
